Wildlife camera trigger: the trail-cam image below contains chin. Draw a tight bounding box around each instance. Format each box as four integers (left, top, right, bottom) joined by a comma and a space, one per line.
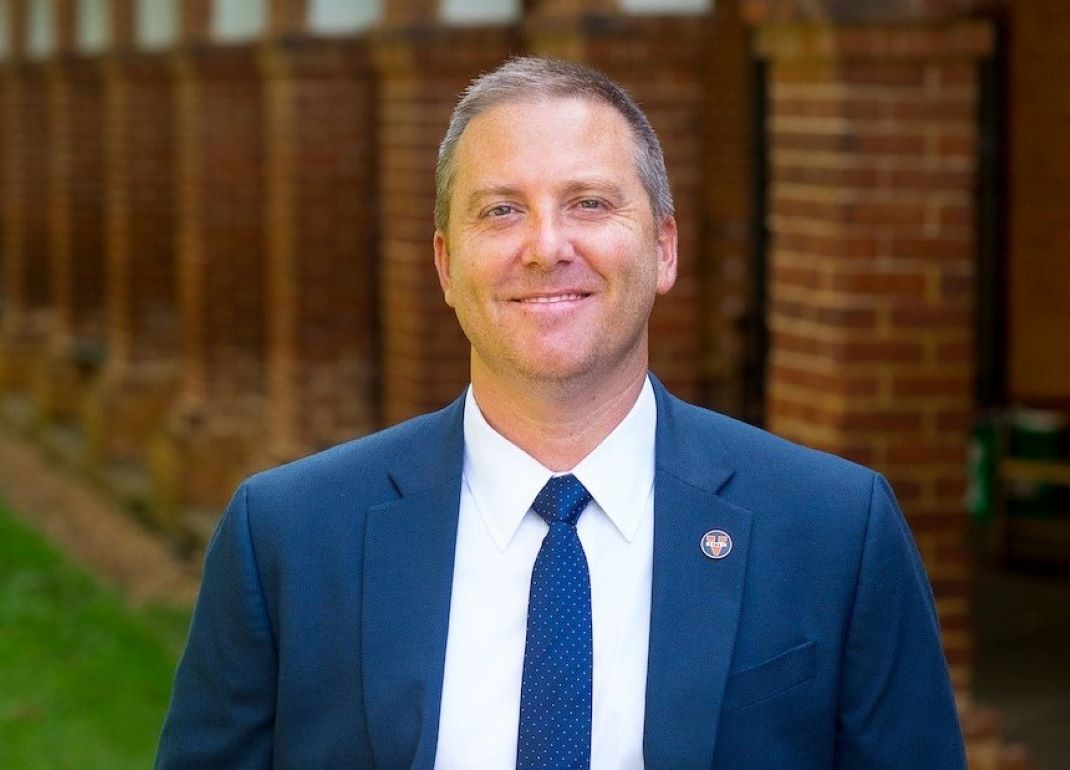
513, 353, 603, 385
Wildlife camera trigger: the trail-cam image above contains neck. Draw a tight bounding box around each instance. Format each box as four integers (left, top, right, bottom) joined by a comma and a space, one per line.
470, 360, 648, 472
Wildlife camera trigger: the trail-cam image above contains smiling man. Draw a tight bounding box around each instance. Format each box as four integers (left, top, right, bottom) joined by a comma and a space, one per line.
157, 58, 966, 769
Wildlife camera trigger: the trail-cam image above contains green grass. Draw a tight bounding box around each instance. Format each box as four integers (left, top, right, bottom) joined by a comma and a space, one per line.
0, 502, 191, 770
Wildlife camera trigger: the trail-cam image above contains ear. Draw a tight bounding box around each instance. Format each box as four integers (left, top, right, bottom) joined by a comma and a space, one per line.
433, 230, 455, 307
655, 215, 678, 295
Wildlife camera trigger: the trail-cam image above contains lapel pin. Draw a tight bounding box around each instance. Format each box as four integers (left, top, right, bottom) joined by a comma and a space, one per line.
700, 529, 732, 560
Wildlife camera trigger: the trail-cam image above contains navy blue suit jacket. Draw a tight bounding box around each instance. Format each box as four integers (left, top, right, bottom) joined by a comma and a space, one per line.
157, 377, 965, 768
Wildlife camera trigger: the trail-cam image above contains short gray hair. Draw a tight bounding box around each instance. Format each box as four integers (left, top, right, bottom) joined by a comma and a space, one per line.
434, 56, 674, 233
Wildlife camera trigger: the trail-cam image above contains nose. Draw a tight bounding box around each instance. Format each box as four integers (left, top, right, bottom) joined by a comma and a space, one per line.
521, 208, 575, 270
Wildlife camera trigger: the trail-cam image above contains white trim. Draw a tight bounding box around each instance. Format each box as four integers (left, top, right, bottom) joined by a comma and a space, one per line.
308, 0, 381, 35
619, 0, 711, 14
211, 0, 265, 43
26, 0, 54, 60
0, 0, 11, 60
135, 0, 177, 50
76, 0, 110, 53
440, 0, 520, 25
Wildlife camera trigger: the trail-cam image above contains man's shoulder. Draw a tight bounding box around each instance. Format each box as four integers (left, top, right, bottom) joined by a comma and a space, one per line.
658, 387, 878, 499
240, 395, 465, 509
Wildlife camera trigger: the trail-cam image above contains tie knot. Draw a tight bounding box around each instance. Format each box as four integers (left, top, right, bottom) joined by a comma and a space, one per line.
532, 474, 591, 527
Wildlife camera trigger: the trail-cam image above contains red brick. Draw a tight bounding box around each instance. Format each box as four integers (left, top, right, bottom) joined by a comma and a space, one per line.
890, 304, 972, 329
771, 260, 821, 290
769, 361, 879, 397
887, 234, 972, 262
936, 130, 977, 159
887, 444, 966, 465
815, 305, 878, 329
772, 329, 823, 356
829, 268, 927, 298
831, 339, 925, 364
892, 374, 971, 397
842, 62, 928, 88
839, 408, 924, 432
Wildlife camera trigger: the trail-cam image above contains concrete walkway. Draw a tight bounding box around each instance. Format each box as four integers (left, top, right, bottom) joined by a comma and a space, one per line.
0, 426, 200, 608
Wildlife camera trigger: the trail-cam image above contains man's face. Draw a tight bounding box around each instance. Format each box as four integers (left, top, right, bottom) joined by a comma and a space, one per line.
434, 96, 677, 391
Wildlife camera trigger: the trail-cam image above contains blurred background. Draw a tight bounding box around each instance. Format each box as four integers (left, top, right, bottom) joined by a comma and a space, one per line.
0, 0, 1067, 768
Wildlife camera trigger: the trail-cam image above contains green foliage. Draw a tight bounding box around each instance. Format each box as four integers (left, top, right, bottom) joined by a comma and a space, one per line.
0, 503, 190, 770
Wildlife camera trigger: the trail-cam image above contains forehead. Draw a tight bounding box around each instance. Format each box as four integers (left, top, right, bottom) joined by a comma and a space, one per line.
451, 96, 641, 186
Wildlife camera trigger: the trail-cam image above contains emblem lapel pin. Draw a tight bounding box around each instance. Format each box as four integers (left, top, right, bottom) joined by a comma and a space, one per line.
700, 529, 732, 560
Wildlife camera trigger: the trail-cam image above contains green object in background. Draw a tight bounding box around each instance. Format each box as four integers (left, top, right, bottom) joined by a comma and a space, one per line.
0, 502, 189, 770
968, 417, 997, 522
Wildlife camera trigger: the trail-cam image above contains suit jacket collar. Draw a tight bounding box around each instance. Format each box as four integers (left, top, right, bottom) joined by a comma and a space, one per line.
361, 377, 751, 768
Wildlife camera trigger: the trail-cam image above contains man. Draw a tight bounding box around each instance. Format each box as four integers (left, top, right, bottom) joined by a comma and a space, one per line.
157, 57, 966, 768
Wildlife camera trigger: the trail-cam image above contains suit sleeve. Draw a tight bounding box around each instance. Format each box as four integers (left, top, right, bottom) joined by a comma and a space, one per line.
155, 481, 277, 769
834, 474, 967, 769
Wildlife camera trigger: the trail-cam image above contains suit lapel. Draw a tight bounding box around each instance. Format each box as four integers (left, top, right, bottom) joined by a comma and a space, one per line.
643, 379, 752, 768
362, 396, 466, 770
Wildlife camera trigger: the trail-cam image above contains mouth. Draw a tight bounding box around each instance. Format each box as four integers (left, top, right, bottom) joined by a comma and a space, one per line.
513, 292, 591, 304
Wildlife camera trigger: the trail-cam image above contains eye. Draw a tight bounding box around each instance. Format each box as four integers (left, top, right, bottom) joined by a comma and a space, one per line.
578, 199, 604, 210
484, 204, 516, 218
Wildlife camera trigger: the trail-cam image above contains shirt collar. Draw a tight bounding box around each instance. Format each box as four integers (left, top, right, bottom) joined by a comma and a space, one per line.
462, 377, 657, 551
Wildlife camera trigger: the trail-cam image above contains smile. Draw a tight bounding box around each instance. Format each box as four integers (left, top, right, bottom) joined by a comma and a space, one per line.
515, 293, 589, 304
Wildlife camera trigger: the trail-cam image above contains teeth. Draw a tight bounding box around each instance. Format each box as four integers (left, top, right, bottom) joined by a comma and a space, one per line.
522, 294, 585, 303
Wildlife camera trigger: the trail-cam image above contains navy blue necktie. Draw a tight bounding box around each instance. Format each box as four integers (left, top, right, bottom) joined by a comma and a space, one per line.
517, 474, 593, 770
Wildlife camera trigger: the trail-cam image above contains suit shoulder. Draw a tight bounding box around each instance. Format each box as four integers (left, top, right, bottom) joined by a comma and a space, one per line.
667, 395, 879, 499
240, 400, 462, 511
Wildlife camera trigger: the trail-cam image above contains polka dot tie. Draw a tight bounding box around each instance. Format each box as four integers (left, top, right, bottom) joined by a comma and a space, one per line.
517, 474, 593, 770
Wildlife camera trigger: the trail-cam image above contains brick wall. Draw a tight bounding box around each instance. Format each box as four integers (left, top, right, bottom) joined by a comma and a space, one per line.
103, 53, 178, 368
174, 47, 266, 411
744, 0, 983, 24
0, 59, 53, 391
35, 53, 107, 420
261, 38, 379, 460
85, 47, 180, 463
47, 56, 106, 346
153, 42, 268, 520
0, 3, 27, 321
0, 69, 7, 313
18, 63, 52, 323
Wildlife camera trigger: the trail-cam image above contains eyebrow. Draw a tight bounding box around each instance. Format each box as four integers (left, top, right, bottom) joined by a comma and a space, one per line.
560, 178, 625, 199
463, 185, 522, 215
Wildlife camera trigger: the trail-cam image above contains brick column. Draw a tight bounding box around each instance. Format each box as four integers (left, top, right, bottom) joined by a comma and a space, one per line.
84, 0, 180, 468
0, 57, 53, 400
152, 31, 268, 532
0, 58, 10, 323
372, 11, 520, 425
35, 43, 108, 423
526, 3, 708, 406
260, 37, 379, 461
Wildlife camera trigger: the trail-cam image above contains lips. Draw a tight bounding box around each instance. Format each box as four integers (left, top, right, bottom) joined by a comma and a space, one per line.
515, 292, 589, 304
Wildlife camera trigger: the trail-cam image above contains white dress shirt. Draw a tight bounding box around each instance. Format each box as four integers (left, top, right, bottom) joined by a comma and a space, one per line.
434, 378, 656, 769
